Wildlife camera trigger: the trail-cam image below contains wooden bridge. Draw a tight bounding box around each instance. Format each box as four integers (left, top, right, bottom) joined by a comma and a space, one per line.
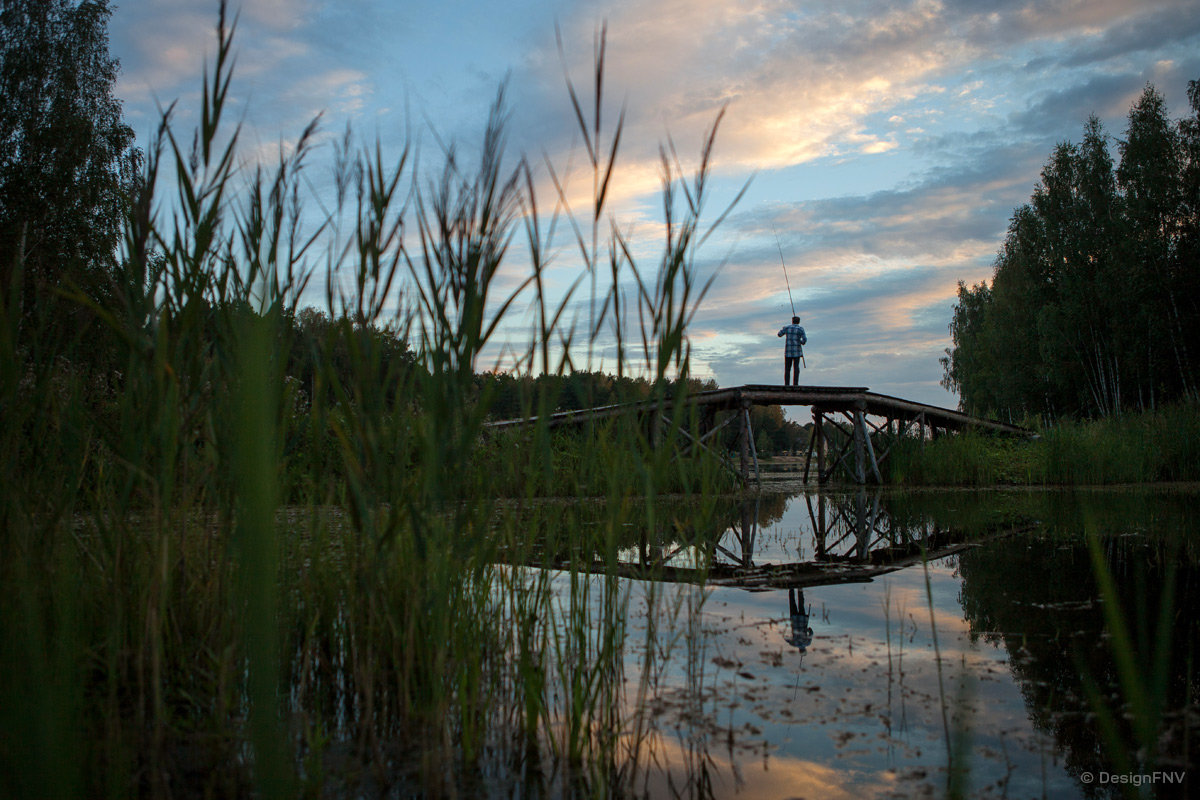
488, 384, 1030, 485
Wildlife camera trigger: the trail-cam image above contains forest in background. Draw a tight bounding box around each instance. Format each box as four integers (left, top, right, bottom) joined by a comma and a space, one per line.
941, 80, 1200, 422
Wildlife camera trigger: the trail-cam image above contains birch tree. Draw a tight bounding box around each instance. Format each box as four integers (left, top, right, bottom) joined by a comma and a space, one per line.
0, 0, 138, 338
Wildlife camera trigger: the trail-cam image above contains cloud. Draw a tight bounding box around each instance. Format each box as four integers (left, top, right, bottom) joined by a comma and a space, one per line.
519, 0, 1199, 172
106, 0, 1200, 408
112, 0, 390, 179
678, 131, 1055, 403
111, 6, 214, 111
545, 0, 958, 172
1051, 2, 1200, 68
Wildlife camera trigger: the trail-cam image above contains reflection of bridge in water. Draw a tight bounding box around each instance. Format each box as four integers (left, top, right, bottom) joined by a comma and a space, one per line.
560, 491, 1036, 592
489, 385, 1031, 485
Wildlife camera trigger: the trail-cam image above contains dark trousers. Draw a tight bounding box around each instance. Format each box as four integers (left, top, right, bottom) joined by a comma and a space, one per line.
789, 588, 805, 618
784, 355, 801, 386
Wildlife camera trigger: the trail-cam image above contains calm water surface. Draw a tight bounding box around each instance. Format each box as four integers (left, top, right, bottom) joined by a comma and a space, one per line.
558, 487, 1200, 799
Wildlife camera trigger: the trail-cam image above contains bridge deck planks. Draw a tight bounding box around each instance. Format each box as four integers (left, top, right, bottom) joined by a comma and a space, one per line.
487, 384, 1029, 437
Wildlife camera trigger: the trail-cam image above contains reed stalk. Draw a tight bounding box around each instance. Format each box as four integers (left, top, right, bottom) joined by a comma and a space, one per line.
0, 6, 737, 797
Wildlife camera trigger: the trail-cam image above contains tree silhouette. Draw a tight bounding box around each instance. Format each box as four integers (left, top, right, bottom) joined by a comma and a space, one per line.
943, 80, 1200, 420
0, 0, 138, 339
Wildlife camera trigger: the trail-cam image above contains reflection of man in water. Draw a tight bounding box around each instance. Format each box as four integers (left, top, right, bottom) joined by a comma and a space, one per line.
785, 588, 814, 652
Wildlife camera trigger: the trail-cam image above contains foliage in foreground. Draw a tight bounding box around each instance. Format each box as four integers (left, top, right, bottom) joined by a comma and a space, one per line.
0, 9, 739, 799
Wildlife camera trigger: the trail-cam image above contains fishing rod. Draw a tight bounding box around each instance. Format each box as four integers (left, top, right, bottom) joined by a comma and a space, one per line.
774, 227, 805, 367
774, 226, 796, 317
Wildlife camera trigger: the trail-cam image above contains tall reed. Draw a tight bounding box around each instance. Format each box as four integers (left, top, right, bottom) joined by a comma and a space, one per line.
0, 5, 736, 797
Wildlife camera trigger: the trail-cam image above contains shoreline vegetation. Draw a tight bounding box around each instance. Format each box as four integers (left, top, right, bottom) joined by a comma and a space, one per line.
923, 73, 1200, 490
887, 400, 1200, 486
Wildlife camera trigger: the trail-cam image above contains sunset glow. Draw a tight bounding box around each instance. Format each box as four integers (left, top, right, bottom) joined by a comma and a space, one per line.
110, 0, 1200, 409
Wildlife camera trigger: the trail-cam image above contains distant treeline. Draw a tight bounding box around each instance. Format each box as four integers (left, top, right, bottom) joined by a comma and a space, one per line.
146, 305, 807, 480
289, 308, 808, 457
941, 80, 1200, 421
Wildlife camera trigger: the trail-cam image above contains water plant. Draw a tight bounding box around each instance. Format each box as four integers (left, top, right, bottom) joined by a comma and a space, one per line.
0, 5, 738, 797
887, 400, 1200, 486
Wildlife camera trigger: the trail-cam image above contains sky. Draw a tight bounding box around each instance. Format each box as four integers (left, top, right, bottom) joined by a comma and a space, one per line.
107, 0, 1200, 413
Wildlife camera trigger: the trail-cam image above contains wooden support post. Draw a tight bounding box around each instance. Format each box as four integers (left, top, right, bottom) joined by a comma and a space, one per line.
853, 408, 868, 485
862, 414, 883, 484
816, 410, 826, 485
853, 489, 869, 560
739, 496, 757, 567
802, 419, 817, 482
825, 413, 860, 484
816, 491, 828, 558
870, 490, 884, 545
743, 406, 761, 487
738, 402, 750, 484
700, 406, 715, 442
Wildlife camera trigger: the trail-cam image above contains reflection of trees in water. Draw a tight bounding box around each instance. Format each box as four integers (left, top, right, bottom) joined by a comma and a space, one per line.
507, 497, 732, 563
957, 527, 1200, 797
751, 493, 789, 528
523, 489, 1038, 567
875, 489, 1045, 536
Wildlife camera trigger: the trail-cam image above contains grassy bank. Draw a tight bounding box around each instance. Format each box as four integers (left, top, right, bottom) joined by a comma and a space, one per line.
888, 401, 1200, 485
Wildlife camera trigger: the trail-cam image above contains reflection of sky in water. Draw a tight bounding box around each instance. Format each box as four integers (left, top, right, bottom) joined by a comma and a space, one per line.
535, 488, 1200, 798
687, 568, 1069, 798
601, 493, 1081, 798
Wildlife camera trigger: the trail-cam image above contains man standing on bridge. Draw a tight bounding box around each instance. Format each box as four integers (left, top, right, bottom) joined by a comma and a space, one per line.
777, 315, 807, 386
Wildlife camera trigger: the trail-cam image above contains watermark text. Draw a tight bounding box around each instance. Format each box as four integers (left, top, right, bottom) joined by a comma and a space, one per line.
1080, 771, 1186, 787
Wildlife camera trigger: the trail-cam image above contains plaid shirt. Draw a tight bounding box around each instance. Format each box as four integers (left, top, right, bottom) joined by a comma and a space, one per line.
777, 324, 807, 357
